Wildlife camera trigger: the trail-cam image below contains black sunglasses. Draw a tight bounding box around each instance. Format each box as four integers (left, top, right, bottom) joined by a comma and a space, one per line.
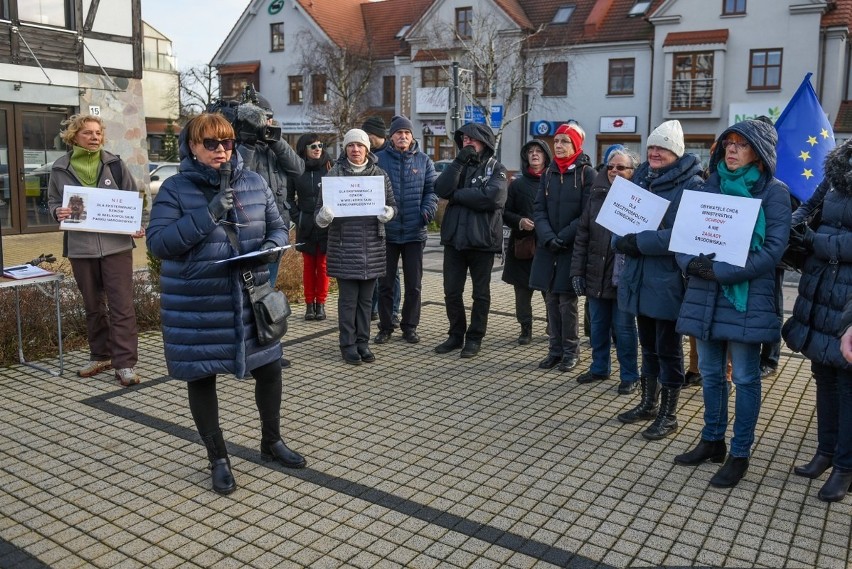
202, 138, 235, 151
607, 164, 634, 172
307, 142, 324, 150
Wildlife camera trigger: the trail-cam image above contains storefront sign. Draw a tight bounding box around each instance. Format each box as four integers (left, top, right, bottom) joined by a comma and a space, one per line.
528, 120, 575, 137
599, 116, 637, 133
728, 102, 783, 124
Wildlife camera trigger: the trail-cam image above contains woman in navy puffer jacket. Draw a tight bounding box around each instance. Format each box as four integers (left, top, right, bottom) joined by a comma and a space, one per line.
147, 113, 305, 496
674, 119, 790, 489
782, 139, 852, 502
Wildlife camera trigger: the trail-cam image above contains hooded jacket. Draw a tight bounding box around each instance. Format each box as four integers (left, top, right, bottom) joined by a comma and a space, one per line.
616, 153, 704, 320
146, 131, 288, 381
502, 139, 552, 288
435, 123, 509, 252
376, 139, 438, 243
782, 139, 852, 370
676, 119, 791, 344
288, 149, 332, 254
529, 152, 595, 293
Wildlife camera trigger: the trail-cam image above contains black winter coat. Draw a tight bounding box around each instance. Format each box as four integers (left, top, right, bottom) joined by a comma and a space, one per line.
237, 138, 304, 227
287, 154, 331, 254
570, 168, 619, 299
529, 154, 595, 293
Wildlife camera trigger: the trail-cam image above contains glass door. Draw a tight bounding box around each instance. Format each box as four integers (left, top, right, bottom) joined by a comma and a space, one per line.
18, 108, 67, 232
0, 107, 10, 231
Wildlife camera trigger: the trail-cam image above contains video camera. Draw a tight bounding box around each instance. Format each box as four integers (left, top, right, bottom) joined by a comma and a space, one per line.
207, 84, 282, 146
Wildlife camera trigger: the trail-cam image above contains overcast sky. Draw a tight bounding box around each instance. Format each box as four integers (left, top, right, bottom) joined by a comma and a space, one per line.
142, 0, 251, 68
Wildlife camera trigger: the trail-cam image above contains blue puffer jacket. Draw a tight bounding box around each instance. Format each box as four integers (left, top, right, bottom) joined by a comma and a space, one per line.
617, 153, 704, 321
676, 119, 791, 344
782, 140, 852, 370
146, 134, 288, 381
376, 140, 438, 243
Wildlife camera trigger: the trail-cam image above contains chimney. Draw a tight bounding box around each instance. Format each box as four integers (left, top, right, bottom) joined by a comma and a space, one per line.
584, 0, 617, 36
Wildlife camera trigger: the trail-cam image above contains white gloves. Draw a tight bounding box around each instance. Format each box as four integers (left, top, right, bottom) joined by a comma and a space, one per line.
316, 205, 334, 228
377, 205, 394, 223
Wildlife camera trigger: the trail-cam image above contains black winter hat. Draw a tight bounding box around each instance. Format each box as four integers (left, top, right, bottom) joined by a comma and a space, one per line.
361, 116, 387, 138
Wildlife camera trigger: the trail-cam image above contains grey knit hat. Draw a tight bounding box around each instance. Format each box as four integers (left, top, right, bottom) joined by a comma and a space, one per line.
389, 115, 414, 136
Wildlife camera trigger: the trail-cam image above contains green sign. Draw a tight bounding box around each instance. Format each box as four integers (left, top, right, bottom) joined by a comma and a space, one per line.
269, 0, 284, 15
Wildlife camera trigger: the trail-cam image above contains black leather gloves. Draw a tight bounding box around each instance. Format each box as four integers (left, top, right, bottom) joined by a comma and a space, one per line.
615, 234, 641, 257
256, 241, 282, 264
572, 276, 586, 297
547, 238, 565, 253
455, 145, 479, 165
687, 253, 717, 281
209, 187, 234, 220
788, 222, 816, 252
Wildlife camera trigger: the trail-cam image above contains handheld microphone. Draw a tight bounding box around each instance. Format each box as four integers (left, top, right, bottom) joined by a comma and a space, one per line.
219, 162, 232, 194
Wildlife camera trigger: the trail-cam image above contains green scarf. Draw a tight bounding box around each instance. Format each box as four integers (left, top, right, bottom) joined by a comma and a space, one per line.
70, 145, 102, 187
716, 162, 764, 312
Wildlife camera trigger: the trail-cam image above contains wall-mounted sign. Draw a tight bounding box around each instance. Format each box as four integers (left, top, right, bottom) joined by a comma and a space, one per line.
88, 105, 101, 116
599, 116, 637, 133
528, 120, 574, 137
464, 105, 503, 129
728, 102, 783, 124
269, 0, 284, 15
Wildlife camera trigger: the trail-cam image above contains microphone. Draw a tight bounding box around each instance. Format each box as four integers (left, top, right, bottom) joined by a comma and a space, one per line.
219, 161, 232, 193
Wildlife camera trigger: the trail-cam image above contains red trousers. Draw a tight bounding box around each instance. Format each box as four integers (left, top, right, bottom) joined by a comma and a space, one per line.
302, 252, 329, 304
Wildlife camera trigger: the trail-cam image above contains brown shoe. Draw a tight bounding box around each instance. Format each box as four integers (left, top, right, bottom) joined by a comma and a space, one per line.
78, 360, 112, 378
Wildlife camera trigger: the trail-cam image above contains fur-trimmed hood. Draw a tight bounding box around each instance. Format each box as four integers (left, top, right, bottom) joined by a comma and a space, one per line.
822, 138, 852, 195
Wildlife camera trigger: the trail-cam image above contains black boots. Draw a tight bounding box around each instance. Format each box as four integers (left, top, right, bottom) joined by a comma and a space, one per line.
517, 324, 532, 345
642, 387, 680, 440
817, 468, 852, 502
200, 430, 236, 495
674, 439, 727, 465
794, 453, 833, 479
260, 415, 307, 469
304, 302, 316, 321
314, 302, 326, 321
618, 375, 660, 423
710, 456, 749, 488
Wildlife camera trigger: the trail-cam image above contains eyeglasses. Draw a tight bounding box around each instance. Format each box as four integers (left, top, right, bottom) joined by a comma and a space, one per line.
722, 140, 750, 151
201, 138, 236, 151
307, 142, 324, 150
607, 164, 634, 172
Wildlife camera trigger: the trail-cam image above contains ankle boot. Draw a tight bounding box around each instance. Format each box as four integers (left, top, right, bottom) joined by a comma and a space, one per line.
260, 415, 307, 469
710, 455, 749, 488
642, 387, 680, 440
817, 467, 852, 502
517, 324, 532, 345
794, 453, 833, 479
674, 439, 727, 465
617, 375, 660, 424
314, 302, 327, 321
200, 430, 236, 495
304, 302, 316, 321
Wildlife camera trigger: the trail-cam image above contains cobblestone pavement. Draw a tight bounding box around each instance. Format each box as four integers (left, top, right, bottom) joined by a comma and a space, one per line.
0, 235, 849, 568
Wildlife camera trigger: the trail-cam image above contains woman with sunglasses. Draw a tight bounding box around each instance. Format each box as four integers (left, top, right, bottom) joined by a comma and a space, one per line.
570, 147, 640, 394
287, 134, 332, 321
147, 113, 305, 495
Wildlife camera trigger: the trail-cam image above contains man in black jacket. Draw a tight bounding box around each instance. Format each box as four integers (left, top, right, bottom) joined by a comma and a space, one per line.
434, 123, 508, 357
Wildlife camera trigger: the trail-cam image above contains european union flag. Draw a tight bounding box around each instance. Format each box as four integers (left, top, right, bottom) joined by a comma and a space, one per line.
774, 73, 836, 202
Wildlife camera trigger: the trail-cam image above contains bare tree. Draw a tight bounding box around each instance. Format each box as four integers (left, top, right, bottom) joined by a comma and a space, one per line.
168, 64, 220, 119
296, 31, 377, 139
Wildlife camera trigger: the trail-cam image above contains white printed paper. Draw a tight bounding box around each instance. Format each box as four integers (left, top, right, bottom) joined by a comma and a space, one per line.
60, 185, 143, 235
669, 190, 762, 268
321, 176, 385, 217
213, 245, 294, 264
595, 176, 671, 236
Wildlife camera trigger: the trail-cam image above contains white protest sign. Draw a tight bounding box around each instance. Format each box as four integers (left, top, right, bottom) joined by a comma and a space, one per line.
321, 176, 385, 217
60, 185, 143, 235
595, 176, 671, 236
669, 190, 762, 268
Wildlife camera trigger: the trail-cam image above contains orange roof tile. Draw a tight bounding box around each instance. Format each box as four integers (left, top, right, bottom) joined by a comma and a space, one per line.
524, 0, 660, 49
295, 0, 370, 48
823, 0, 852, 27
834, 100, 852, 132
663, 29, 729, 47
362, 0, 434, 59
493, 0, 534, 29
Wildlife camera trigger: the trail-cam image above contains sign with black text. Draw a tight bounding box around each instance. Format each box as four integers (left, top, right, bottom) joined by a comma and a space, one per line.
60, 185, 143, 235
321, 176, 385, 217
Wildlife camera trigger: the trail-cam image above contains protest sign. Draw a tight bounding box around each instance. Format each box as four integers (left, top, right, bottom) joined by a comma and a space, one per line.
669, 190, 761, 267
321, 176, 385, 217
595, 176, 670, 236
60, 185, 143, 235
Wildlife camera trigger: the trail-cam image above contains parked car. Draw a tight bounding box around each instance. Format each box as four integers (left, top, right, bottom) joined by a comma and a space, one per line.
149, 162, 179, 197
434, 159, 452, 173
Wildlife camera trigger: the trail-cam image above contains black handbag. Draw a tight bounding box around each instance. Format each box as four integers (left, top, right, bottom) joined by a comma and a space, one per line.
242, 271, 291, 345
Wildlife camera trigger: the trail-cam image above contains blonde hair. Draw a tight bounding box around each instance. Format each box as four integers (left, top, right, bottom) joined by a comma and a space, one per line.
184, 113, 235, 144
60, 114, 105, 147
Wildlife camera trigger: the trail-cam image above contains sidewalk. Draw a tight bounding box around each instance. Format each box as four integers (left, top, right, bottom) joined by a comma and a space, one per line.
0, 235, 848, 569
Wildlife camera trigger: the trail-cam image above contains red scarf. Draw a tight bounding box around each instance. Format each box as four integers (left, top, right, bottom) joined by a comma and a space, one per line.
527, 166, 545, 178
553, 150, 581, 174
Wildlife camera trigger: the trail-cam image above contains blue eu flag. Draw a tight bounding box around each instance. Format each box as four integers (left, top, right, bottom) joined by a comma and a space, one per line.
774, 73, 835, 202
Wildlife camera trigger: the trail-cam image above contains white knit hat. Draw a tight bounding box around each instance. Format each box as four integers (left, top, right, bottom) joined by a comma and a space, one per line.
343, 128, 370, 150
647, 120, 685, 158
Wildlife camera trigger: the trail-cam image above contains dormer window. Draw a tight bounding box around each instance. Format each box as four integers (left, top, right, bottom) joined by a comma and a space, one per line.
395, 25, 411, 39
552, 6, 575, 24
628, 0, 652, 17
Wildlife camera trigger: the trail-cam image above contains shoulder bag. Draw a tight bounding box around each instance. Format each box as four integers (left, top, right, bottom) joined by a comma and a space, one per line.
242, 270, 291, 345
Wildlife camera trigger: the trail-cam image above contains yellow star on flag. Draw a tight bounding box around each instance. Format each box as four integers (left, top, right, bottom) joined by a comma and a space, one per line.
799, 150, 811, 161
807, 136, 818, 146
821, 128, 830, 139
802, 168, 814, 180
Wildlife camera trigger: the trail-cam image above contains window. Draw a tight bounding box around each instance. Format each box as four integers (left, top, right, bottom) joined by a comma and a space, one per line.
395, 25, 411, 39
542, 62, 568, 97
288, 76, 303, 104
311, 74, 327, 105
608, 58, 635, 95
270, 23, 284, 52
723, 0, 746, 15
143, 36, 176, 71
456, 7, 473, 40
552, 5, 575, 24
628, 0, 652, 17
671, 52, 714, 110
421, 67, 448, 88
382, 76, 396, 107
474, 71, 495, 98
749, 49, 782, 89
19, 0, 73, 28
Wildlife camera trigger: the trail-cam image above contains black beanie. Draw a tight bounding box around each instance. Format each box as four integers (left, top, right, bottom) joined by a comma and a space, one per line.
361, 116, 386, 138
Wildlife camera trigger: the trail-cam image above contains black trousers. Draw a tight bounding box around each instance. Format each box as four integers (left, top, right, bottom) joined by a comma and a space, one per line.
337, 278, 374, 348
379, 241, 426, 334
442, 246, 495, 342
636, 315, 684, 389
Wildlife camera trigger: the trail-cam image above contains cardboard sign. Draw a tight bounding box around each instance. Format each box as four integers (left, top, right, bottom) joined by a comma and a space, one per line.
60, 186, 143, 235
595, 176, 670, 236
